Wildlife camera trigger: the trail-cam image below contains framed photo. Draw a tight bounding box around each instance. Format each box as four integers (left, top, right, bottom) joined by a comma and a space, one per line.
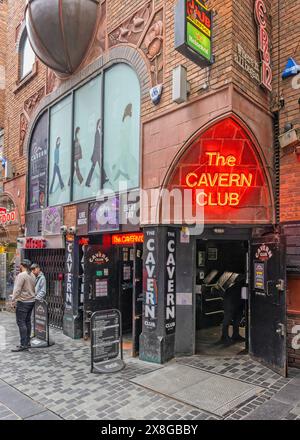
208, 248, 218, 261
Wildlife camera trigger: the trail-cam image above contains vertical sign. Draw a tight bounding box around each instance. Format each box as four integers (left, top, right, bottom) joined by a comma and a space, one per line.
254, 0, 272, 92
143, 229, 157, 331
165, 230, 176, 335
65, 237, 74, 312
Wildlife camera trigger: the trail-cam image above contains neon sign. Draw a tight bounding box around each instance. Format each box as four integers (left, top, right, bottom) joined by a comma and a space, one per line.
112, 233, 144, 245
167, 118, 273, 224
254, 0, 272, 92
185, 152, 253, 207
25, 238, 47, 249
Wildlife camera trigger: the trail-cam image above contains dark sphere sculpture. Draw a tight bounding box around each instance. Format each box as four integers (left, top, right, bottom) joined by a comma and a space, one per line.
25, 0, 100, 76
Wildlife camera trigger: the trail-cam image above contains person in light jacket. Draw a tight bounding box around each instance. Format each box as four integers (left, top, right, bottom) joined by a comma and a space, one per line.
30, 264, 47, 301
11, 260, 36, 352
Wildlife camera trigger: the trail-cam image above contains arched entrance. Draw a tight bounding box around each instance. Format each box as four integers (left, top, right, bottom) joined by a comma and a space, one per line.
140, 116, 286, 376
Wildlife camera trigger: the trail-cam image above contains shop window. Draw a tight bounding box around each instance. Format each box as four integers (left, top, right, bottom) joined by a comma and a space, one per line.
19, 30, 36, 80
103, 64, 140, 192
48, 95, 72, 206
73, 75, 102, 201
27, 63, 141, 211
28, 112, 48, 211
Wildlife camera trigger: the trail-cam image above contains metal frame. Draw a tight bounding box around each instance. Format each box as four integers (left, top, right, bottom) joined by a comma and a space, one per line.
90, 309, 124, 374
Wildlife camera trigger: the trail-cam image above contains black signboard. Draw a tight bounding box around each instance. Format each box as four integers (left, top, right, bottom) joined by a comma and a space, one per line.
31, 300, 53, 348
165, 229, 176, 335
76, 203, 89, 236
143, 229, 158, 332
91, 309, 125, 374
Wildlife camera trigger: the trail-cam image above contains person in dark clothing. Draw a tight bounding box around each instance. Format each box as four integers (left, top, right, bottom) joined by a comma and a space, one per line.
10, 260, 36, 352
69, 127, 83, 186
49, 137, 64, 193
86, 119, 108, 188
221, 273, 245, 346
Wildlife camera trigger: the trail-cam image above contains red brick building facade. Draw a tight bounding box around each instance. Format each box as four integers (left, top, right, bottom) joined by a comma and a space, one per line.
0, 0, 299, 373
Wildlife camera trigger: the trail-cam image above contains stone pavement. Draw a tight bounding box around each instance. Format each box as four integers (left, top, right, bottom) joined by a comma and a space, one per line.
0, 311, 300, 421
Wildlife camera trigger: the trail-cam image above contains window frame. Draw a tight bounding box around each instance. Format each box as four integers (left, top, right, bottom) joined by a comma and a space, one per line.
18, 28, 36, 82
26, 63, 141, 213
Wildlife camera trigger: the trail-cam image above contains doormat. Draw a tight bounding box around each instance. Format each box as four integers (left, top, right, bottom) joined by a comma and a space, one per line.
130, 363, 264, 416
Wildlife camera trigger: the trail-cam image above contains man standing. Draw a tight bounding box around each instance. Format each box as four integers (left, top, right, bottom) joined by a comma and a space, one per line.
11, 260, 36, 352
30, 264, 47, 301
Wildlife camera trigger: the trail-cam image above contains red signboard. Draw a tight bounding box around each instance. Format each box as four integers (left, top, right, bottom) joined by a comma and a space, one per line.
112, 233, 144, 245
254, 0, 272, 92
25, 238, 47, 249
168, 118, 273, 224
0, 209, 16, 225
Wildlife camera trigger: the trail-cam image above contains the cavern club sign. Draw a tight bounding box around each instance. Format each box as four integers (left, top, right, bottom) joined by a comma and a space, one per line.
167, 118, 273, 224
0, 207, 16, 226
254, 0, 272, 92
255, 244, 273, 261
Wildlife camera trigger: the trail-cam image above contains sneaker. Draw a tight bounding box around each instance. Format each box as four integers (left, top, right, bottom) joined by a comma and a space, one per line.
11, 346, 29, 352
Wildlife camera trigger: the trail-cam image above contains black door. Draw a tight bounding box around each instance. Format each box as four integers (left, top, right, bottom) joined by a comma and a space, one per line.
132, 244, 143, 357
250, 234, 287, 376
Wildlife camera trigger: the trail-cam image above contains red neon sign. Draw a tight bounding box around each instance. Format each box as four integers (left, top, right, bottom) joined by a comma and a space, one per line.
254, 0, 272, 92
25, 238, 47, 249
168, 118, 273, 224
112, 233, 144, 245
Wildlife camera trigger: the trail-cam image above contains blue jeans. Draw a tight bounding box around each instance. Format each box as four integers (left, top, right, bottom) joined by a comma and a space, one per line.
16, 302, 35, 347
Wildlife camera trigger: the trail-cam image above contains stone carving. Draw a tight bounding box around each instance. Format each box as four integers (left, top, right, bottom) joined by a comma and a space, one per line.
24, 87, 45, 117
19, 113, 29, 156
141, 12, 164, 86
109, 4, 164, 86
46, 68, 61, 95
109, 2, 152, 47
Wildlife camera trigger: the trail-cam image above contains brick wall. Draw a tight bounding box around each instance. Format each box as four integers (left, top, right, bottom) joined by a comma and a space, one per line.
0, 0, 7, 129
4, 0, 47, 178
270, 0, 300, 222
287, 314, 300, 369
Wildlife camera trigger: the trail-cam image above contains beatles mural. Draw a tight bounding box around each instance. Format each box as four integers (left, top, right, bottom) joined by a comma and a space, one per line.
28, 64, 140, 210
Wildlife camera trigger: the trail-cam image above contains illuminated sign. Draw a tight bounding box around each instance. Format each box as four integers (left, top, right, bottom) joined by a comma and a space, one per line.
25, 238, 47, 249
112, 233, 144, 245
175, 0, 214, 67
254, 0, 272, 92
0, 208, 16, 225
167, 118, 273, 224
185, 152, 253, 207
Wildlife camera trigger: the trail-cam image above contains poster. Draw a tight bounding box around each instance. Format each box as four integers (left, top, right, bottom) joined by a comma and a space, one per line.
103, 64, 140, 192
48, 95, 72, 206
28, 111, 48, 211
254, 262, 265, 291
73, 77, 102, 201
42, 206, 63, 236
89, 197, 119, 233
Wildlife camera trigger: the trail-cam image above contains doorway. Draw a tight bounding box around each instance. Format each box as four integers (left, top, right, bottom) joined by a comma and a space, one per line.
195, 239, 249, 356
118, 244, 143, 357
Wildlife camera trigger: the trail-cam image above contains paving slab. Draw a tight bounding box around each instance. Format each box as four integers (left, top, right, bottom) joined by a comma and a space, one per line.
25, 410, 63, 420
243, 399, 293, 420
272, 383, 300, 405
0, 384, 46, 419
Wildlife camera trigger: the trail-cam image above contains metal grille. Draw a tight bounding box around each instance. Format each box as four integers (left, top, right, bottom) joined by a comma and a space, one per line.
25, 249, 65, 329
